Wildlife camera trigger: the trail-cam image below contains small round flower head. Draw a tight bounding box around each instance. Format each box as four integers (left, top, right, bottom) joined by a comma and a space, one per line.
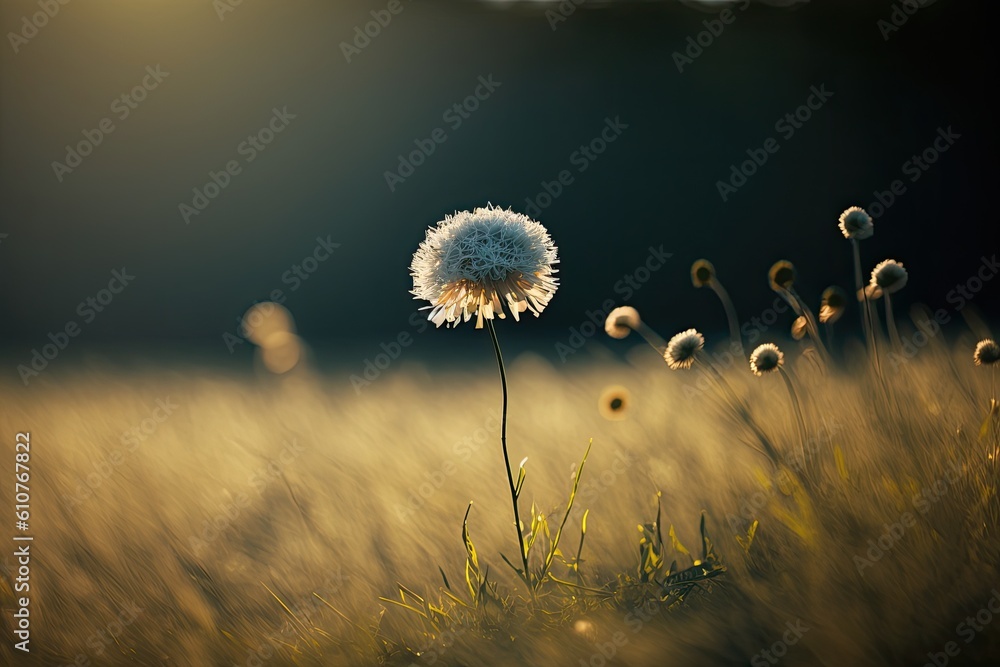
871, 259, 908, 294
664, 329, 704, 370
410, 205, 559, 328
605, 306, 641, 340
838, 206, 874, 240
769, 260, 796, 291
974, 339, 1000, 366
820, 286, 847, 324
791, 316, 808, 340
598, 385, 631, 421
691, 259, 715, 288
750, 343, 784, 376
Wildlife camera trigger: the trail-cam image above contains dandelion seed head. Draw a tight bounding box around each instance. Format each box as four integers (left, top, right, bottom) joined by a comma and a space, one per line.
664, 329, 704, 370
598, 385, 631, 421
791, 316, 808, 340
871, 259, 908, 294
410, 205, 559, 328
605, 306, 641, 340
974, 339, 1000, 366
691, 259, 715, 288
769, 260, 796, 291
750, 343, 784, 376
838, 206, 874, 240
820, 286, 847, 324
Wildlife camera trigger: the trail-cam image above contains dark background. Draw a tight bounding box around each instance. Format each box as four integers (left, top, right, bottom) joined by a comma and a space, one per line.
1, 0, 997, 371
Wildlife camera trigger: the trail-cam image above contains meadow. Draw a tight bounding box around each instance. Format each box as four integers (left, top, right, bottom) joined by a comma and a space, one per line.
2, 316, 999, 665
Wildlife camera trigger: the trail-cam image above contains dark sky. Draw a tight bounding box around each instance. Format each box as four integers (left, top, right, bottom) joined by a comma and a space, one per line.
1, 0, 997, 365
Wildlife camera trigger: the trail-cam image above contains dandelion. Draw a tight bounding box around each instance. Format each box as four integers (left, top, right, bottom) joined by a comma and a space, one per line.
598, 385, 631, 421
750, 343, 784, 376
410, 204, 559, 329
975, 339, 1000, 367
838, 206, 874, 240
791, 316, 808, 341
871, 259, 908, 294
604, 306, 666, 354
768, 260, 796, 292
410, 204, 559, 593
871, 259, 908, 349
605, 306, 640, 339
664, 329, 704, 370
691, 259, 744, 358
820, 286, 847, 325
975, 339, 1000, 456
839, 206, 878, 374
767, 260, 830, 365
819, 286, 847, 352
750, 343, 807, 468
610, 326, 778, 466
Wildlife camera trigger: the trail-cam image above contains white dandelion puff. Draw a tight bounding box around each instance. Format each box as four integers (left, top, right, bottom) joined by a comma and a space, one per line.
410, 205, 559, 329
664, 329, 704, 370
975, 339, 1000, 367
870, 259, 908, 294
750, 343, 784, 376
838, 206, 874, 240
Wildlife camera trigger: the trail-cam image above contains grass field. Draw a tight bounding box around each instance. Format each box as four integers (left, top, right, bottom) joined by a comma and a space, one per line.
2, 325, 999, 666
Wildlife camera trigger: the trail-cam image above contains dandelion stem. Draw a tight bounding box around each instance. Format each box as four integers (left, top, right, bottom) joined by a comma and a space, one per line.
698, 356, 781, 468
711, 280, 745, 359
787, 287, 831, 366
853, 239, 882, 379
485, 319, 532, 595
635, 322, 667, 356
884, 292, 902, 349
779, 366, 808, 470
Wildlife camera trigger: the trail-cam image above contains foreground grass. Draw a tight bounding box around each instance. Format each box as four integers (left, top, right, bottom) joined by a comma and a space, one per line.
1, 338, 998, 665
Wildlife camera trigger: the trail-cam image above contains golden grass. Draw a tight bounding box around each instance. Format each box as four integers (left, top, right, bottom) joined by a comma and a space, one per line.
1, 336, 998, 666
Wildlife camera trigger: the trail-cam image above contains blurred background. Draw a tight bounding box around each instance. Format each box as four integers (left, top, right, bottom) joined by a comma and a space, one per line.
1, 0, 997, 375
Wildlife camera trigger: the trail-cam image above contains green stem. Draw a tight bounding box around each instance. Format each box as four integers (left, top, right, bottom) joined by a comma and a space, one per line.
485, 319, 532, 594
